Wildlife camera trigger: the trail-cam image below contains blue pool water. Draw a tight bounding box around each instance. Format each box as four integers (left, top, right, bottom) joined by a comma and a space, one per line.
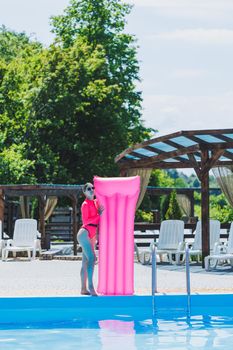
0, 295, 233, 350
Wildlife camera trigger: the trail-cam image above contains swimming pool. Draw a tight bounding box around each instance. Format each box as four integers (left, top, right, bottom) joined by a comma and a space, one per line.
1, 294, 233, 350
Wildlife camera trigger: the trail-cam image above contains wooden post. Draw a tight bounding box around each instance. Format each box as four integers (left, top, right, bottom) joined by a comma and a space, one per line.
120, 168, 127, 177
39, 195, 47, 249
0, 190, 5, 238
200, 149, 210, 267
71, 195, 78, 256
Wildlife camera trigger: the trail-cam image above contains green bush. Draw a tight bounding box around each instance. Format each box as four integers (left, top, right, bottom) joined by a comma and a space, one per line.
165, 190, 183, 220
135, 209, 153, 223
160, 194, 171, 220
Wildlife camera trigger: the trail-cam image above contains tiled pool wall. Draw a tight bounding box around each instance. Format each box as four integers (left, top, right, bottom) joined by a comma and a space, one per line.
1, 294, 233, 325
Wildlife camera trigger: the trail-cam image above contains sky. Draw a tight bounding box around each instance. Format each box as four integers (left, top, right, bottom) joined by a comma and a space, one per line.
1, 0, 233, 139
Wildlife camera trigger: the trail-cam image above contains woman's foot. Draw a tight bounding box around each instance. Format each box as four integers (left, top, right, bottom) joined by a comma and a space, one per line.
89, 287, 98, 296
81, 289, 91, 295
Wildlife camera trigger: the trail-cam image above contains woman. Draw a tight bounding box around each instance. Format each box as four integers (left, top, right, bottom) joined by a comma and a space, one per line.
77, 182, 104, 296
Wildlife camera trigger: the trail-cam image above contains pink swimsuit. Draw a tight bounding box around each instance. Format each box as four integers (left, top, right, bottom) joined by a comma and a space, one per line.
81, 198, 100, 239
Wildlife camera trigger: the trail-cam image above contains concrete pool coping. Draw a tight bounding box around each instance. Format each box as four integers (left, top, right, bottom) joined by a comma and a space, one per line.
0, 260, 233, 297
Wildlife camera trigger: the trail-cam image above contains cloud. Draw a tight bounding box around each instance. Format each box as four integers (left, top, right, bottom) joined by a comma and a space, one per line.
128, 0, 233, 20
152, 28, 233, 45
129, 0, 232, 7
142, 92, 233, 135
171, 69, 206, 79
128, 0, 233, 11
160, 106, 179, 114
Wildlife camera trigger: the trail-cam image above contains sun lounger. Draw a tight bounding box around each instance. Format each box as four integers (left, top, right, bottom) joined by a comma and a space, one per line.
205, 222, 233, 270
176, 219, 220, 264
140, 220, 184, 264
2, 219, 40, 261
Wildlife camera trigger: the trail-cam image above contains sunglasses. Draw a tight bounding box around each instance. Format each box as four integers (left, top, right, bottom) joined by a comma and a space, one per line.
87, 186, 94, 191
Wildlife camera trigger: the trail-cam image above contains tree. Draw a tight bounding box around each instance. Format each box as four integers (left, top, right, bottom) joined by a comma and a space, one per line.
50, 0, 152, 142
0, 27, 42, 184
193, 178, 200, 188
167, 169, 179, 179
149, 170, 174, 188
140, 169, 175, 219
209, 193, 233, 223
140, 169, 174, 213
0, 26, 41, 63
165, 190, 183, 220
0, 1, 152, 184
160, 193, 171, 220
174, 177, 188, 188
0, 144, 35, 184
30, 0, 152, 182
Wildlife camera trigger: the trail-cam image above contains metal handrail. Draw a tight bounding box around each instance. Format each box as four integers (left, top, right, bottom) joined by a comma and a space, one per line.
151, 243, 191, 316
151, 243, 157, 295
185, 244, 191, 316
151, 243, 157, 316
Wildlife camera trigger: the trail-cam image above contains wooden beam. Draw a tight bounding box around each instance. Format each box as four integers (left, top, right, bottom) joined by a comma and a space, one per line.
201, 149, 225, 175
186, 135, 233, 150
214, 160, 233, 166
115, 130, 184, 163
200, 149, 210, 267
187, 154, 202, 180
223, 151, 233, 161
0, 184, 82, 191
163, 139, 202, 158
145, 144, 189, 163
38, 195, 47, 250
212, 134, 233, 143
174, 156, 191, 164
145, 144, 190, 165
0, 190, 4, 238
119, 160, 198, 170
119, 158, 233, 170
144, 145, 161, 153
118, 154, 232, 171
160, 139, 184, 149
144, 145, 165, 155
147, 187, 195, 196
130, 151, 148, 159
182, 129, 233, 136
119, 144, 200, 168
205, 142, 233, 150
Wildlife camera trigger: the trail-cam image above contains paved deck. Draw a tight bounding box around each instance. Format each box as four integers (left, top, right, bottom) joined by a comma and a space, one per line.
0, 259, 233, 296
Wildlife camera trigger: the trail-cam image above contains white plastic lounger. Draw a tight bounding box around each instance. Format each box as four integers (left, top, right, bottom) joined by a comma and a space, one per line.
140, 220, 184, 264
135, 229, 156, 264
176, 219, 221, 264
2, 219, 39, 261
205, 222, 233, 270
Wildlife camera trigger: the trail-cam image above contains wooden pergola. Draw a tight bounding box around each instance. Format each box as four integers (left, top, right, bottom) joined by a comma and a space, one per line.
115, 128, 233, 266
0, 184, 83, 254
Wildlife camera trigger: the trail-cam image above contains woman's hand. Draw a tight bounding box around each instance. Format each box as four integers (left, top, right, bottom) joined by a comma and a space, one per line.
98, 205, 104, 216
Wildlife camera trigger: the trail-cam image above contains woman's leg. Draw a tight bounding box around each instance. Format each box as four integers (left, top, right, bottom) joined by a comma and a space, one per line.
90, 236, 97, 261
77, 229, 97, 295
80, 252, 89, 294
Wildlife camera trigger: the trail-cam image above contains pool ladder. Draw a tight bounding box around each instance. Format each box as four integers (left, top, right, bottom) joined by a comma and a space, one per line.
151, 243, 191, 316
